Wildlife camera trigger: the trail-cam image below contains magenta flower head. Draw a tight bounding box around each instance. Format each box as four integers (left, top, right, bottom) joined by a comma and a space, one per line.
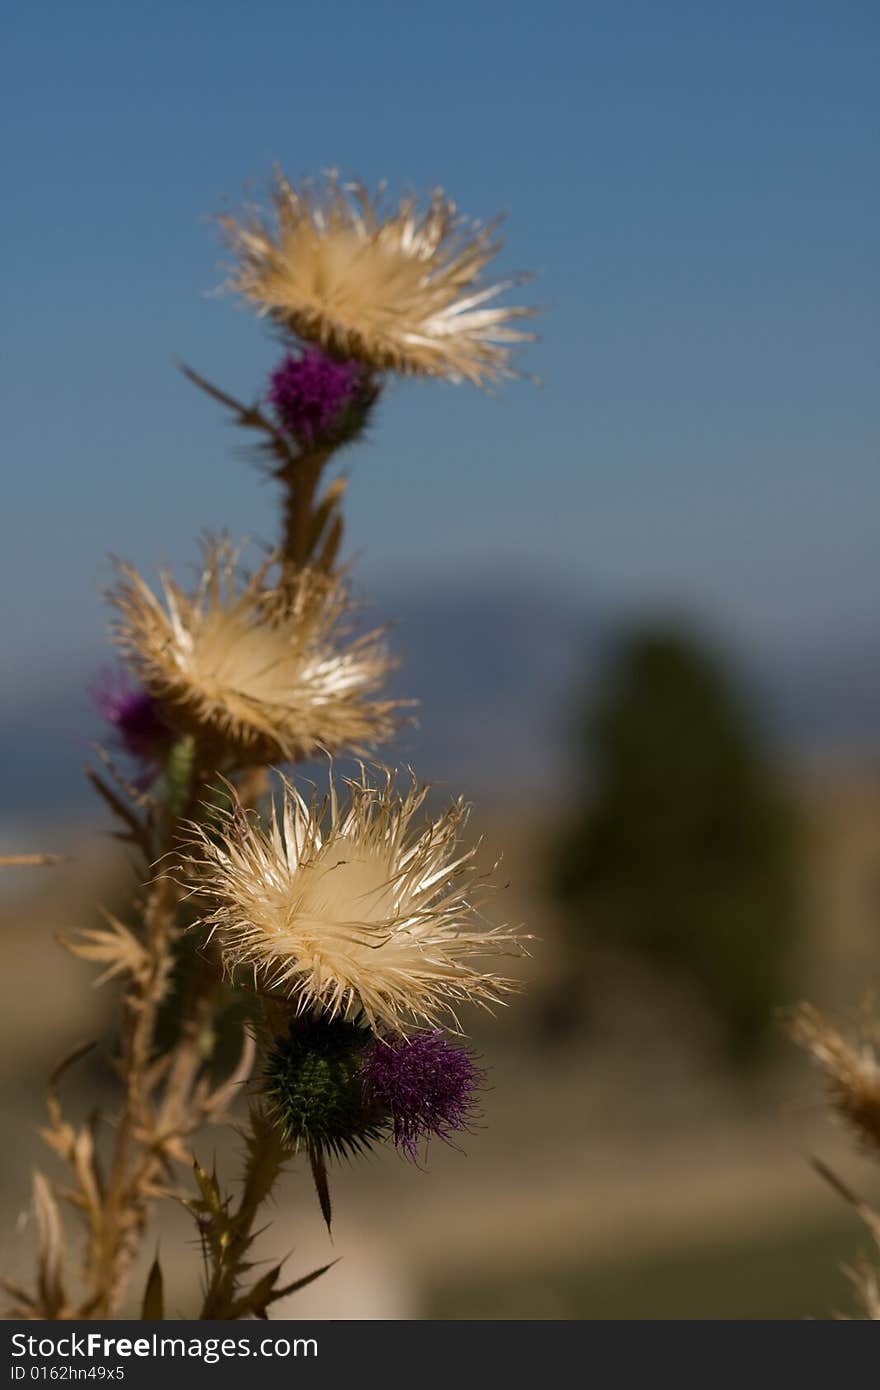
268, 347, 364, 446
90, 669, 171, 769
361, 1030, 484, 1162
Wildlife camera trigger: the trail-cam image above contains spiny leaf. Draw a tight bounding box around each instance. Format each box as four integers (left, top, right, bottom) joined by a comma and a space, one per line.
308, 1143, 333, 1236
228, 1261, 285, 1320
191, 1159, 225, 1218
141, 1253, 165, 1320
179, 363, 297, 473
269, 1259, 339, 1307
315, 513, 344, 573
86, 767, 149, 849
227, 1258, 338, 1321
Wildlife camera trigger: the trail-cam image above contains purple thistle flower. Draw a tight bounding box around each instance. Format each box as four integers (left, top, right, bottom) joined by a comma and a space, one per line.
268, 348, 361, 445
90, 669, 171, 768
361, 1031, 483, 1162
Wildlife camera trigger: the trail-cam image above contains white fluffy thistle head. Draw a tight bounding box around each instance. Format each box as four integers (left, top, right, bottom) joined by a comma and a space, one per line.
220, 170, 536, 385
109, 539, 400, 763
182, 767, 526, 1033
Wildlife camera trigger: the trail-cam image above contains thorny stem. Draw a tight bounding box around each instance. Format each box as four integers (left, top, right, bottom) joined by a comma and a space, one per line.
82, 761, 211, 1315
198, 1112, 289, 1320
19, 360, 352, 1320
279, 449, 333, 571
82, 766, 266, 1316
84, 873, 180, 1315
178, 364, 345, 577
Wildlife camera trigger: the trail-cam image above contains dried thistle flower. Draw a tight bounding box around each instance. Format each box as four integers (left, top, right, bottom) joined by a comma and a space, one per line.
109, 540, 400, 763
220, 170, 535, 385
184, 767, 525, 1033
362, 1030, 483, 1161
789, 1002, 880, 1158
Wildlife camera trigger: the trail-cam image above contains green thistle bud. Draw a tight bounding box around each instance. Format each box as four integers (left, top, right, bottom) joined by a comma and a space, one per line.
262, 1017, 385, 1160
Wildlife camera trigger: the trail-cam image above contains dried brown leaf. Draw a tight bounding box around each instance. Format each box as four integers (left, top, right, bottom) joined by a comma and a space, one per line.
33, 1172, 65, 1316
59, 913, 148, 987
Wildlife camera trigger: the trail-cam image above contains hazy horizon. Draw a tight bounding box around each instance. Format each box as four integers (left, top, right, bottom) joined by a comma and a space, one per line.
4, 2, 878, 691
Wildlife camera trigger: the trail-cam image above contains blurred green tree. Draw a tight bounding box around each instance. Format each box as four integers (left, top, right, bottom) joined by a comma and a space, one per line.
553, 624, 801, 1062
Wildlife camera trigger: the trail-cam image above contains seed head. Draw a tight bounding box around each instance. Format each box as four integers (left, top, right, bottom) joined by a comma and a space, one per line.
221, 170, 535, 385
183, 766, 526, 1033
109, 539, 400, 764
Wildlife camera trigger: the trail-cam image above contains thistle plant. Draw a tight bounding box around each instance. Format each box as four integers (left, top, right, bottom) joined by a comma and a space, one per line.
3, 169, 533, 1321
789, 1002, 880, 1317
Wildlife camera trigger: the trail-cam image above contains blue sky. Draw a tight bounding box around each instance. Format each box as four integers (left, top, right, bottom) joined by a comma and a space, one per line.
2, 1, 878, 695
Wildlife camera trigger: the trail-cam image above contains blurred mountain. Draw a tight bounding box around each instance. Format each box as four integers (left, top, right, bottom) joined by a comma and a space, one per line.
380, 574, 600, 799
1, 570, 879, 821
758, 626, 880, 756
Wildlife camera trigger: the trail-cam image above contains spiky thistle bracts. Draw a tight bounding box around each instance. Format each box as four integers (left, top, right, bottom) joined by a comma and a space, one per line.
262, 1017, 385, 1160
182, 767, 526, 1034
220, 170, 536, 386
108, 539, 401, 765
260, 1020, 484, 1164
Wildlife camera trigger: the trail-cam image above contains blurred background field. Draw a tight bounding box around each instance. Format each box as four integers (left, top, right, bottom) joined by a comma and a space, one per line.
3, 666, 880, 1318
3, 0, 879, 1319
